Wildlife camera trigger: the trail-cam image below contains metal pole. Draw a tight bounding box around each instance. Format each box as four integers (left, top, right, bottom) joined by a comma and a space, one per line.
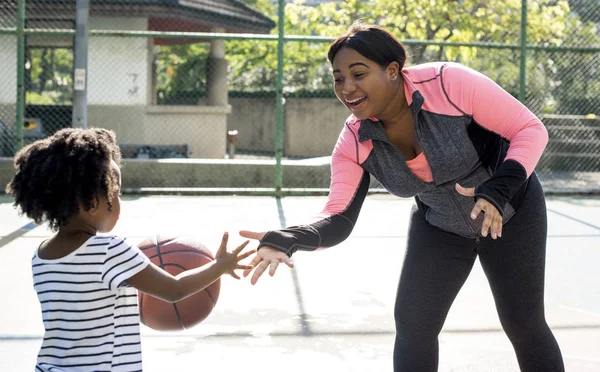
72, 0, 89, 128
274, 0, 285, 193
519, 0, 527, 102
15, 0, 25, 152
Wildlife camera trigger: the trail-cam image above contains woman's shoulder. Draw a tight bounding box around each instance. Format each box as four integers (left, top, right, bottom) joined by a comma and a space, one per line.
403, 62, 447, 79
404, 61, 482, 80
344, 114, 360, 126
337, 114, 361, 140
332, 115, 374, 164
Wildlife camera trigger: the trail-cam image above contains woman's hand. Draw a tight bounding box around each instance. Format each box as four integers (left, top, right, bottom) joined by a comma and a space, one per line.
455, 184, 503, 239
239, 230, 294, 285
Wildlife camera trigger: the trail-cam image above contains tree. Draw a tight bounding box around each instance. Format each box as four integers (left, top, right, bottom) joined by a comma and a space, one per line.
156, 44, 210, 104
25, 47, 73, 104
156, 0, 600, 113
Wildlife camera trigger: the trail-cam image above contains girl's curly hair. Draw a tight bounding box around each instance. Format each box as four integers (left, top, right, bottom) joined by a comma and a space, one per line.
6, 127, 122, 231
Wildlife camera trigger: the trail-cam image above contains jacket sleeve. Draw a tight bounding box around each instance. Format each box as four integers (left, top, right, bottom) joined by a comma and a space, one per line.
441, 63, 549, 215
259, 120, 370, 257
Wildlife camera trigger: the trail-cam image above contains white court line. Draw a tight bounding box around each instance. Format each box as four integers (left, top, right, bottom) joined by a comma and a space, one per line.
562, 354, 600, 364
560, 304, 600, 318
451, 343, 600, 364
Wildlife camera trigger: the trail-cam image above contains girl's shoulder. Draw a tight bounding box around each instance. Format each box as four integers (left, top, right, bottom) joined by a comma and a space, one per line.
32, 235, 125, 264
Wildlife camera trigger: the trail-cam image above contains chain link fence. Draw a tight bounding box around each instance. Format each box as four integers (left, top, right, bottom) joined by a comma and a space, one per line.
0, 34, 17, 157
0, 0, 599, 194
0, 0, 17, 157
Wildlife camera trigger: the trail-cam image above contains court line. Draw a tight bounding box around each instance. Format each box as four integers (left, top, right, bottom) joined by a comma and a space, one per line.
3, 321, 600, 341
276, 196, 312, 336
0, 221, 38, 249
560, 305, 600, 318
547, 209, 600, 231
347, 234, 600, 239
449, 343, 600, 364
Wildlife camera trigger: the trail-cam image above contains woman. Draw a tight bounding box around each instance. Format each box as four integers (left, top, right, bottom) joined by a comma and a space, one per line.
241, 22, 564, 371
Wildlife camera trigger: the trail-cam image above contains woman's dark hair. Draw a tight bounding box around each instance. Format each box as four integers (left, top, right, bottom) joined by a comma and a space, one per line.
328, 22, 408, 69
6, 127, 122, 231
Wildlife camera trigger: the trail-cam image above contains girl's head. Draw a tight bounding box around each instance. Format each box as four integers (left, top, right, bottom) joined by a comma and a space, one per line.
328, 22, 408, 119
6, 127, 123, 232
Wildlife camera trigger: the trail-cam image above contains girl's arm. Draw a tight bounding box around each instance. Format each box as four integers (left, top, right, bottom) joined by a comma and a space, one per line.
116, 233, 253, 303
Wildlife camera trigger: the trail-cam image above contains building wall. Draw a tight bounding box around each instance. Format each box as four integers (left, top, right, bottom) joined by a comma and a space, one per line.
228, 97, 350, 157
144, 105, 229, 158
89, 105, 229, 159
87, 17, 149, 106
227, 97, 276, 154
0, 35, 17, 104
88, 105, 146, 142
88, 97, 347, 159
284, 98, 349, 157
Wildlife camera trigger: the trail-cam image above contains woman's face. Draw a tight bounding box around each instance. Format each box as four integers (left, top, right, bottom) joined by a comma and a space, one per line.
332, 47, 399, 120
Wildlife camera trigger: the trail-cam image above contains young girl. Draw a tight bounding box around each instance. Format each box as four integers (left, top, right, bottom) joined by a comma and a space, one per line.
6, 127, 254, 372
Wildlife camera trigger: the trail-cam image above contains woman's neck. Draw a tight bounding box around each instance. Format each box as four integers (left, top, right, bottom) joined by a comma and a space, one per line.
377, 79, 412, 129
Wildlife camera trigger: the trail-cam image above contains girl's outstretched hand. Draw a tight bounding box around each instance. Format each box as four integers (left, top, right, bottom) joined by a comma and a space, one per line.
214, 232, 255, 279
239, 230, 294, 285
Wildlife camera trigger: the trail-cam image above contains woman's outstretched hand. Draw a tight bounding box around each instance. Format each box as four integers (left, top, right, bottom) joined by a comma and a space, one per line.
455, 183, 503, 239
239, 230, 294, 285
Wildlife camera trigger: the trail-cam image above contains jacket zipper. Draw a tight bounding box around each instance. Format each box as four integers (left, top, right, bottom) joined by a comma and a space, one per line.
448, 189, 480, 244
375, 134, 478, 242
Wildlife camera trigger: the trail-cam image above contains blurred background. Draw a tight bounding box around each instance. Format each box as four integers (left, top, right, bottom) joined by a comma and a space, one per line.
0, 0, 599, 195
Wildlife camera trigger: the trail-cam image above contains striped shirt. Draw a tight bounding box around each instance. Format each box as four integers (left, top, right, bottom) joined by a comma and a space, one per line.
32, 235, 150, 372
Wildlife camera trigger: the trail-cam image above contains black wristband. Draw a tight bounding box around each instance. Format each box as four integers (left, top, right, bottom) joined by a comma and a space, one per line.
474, 160, 528, 216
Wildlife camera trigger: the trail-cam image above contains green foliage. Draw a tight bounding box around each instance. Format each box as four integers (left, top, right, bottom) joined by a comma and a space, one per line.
25, 47, 73, 104
155, 0, 600, 114
546, 14, 600, 114
156, 44, 210, 104
240, 0, 275, 15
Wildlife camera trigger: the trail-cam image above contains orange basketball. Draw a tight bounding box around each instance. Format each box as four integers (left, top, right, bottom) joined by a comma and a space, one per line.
137, 235, 220, 331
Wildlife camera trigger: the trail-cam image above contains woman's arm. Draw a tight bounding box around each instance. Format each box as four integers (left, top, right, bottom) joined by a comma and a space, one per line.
241, 119, 371, 283
442, 63, 549, 214
252, 120, 369, 256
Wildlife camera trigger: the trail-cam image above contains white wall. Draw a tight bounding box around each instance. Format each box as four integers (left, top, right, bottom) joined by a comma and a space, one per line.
0, 35, 17, 104
0, 17, 149, 105
228, 97, 351, 157
87, 17, 149, 106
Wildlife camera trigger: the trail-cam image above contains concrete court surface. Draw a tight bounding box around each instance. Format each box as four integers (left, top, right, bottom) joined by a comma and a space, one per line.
0, 194, 599, 371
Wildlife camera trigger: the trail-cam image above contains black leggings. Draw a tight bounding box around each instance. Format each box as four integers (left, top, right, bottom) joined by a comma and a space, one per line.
394, 176, 564, 371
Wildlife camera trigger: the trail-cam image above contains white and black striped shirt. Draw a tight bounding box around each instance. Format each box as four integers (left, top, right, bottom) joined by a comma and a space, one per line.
32, 235, 150, 372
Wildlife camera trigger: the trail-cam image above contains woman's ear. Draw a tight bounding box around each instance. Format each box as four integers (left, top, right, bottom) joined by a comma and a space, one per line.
387, 61, 400, 81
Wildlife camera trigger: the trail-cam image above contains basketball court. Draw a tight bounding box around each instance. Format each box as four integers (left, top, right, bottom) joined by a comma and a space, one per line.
0, 193, 599, 371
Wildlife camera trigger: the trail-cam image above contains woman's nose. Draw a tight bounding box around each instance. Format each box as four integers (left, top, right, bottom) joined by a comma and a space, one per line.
342, 80, 356, 95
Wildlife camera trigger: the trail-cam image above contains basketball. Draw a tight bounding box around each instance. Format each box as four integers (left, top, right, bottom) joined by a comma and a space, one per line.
137, 235, 220, 331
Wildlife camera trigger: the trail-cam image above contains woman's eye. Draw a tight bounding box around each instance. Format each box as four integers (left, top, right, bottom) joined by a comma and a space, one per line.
354, 73, 365, 79
334, 77, 343, 84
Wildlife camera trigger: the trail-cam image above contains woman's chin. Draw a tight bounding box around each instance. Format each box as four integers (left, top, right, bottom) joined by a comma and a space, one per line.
347, 106, 368, 119
352, 112, 372, 120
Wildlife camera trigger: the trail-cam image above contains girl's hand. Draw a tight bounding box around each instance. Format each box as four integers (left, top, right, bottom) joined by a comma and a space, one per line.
239, 230, 294, 285
214, 232, 255, 279
455, 184, 503, 239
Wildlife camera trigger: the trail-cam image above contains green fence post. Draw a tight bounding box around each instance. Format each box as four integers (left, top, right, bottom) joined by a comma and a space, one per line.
15, 0, 25, 152
519, 0, 527, 102
274, 0, 285, 194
